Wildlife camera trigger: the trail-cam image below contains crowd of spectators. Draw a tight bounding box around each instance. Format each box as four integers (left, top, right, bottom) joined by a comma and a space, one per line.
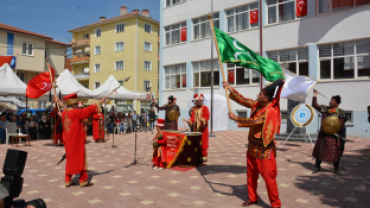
102, 107, 157, 135
0, 109, 52, 143
0, 106, 157, 144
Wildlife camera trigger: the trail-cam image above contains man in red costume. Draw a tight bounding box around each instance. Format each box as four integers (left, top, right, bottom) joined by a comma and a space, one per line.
187, 94, 210, 161
78, 102, 88, 144
152, 119, 166, 170
55, 93, 106, 187
223, 79, 284, 208
51, 99, 64, 146
92, 107, 105, 143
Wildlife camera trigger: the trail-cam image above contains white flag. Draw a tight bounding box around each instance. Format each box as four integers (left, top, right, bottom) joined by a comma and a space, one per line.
281, 68, 317, 101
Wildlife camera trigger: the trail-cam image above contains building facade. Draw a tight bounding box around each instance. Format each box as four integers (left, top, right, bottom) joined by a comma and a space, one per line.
68, 6, 159, 113
159, 0, 370, 138
0, 23, 68, 109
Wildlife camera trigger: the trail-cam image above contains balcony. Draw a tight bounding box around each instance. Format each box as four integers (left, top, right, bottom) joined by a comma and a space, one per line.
70, 38, 90, 49
74, 72, 90, 81
70, 56, 90, 65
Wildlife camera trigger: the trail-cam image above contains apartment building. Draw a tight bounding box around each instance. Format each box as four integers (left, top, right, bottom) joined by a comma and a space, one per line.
68, 6, 159, 112
160, 0, 370, 137
0, 23, 68, 109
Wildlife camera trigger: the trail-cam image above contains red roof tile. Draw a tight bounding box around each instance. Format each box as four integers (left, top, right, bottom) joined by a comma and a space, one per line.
47, 39, 69, 46
0, 23, 52, 39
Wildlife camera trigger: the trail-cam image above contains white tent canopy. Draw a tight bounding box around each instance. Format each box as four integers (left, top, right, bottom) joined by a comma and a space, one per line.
54, 70, 146, 100
0, 63, 27, 96
188, 94, 228, 132
95, 75, 147, 100
54, 69, 94, 98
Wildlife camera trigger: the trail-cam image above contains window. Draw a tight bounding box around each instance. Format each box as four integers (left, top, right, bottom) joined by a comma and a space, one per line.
22, 43, 33, 56
193, 60, 220, 87
144, 80, 152, 91
115, 42, 124, 51
226, 63, 260, 85
236, 110, 248, 118
94, 82, 100, 89
116, 23, 125, 33
144, 42, 152, 51
115, 61, 124, 70
344, 111, 353, 124
166, 0, 185, 7
38, 101, 47, 109
281, 110, 288, 122
94, 63, 101, 73
165, 64, 187, 89
267, 48, 309, 76
144, 61, 152, 70
165, 22, 186, 45
319, 39, 370, 79
318, 0, 369, 14
17, 72, 25, 82
267, 0, 305, 24
226, 3, 259, 33
95, 28, 102, 37
83, 33, 89, 39
144, 23, 152, 33
95, 46, 101, 55
193, 13, 219, 40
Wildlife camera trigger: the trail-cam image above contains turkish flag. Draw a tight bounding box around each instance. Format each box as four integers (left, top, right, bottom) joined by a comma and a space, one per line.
228, 70, 235, 83
0, 56, 13, 67
296, 0, 308, 17
182, 74, 186, 87
180, 27, 187, 42
250, 10, 258, 24
26, 65, 55, 99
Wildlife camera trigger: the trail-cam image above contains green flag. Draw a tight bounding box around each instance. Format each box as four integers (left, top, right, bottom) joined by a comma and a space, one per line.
214, 27, 284, 81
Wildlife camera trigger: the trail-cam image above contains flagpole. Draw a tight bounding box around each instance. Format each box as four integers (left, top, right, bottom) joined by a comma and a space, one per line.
208, 15, 232, 113
259, 0, 263, 89
46, 60, 60, 112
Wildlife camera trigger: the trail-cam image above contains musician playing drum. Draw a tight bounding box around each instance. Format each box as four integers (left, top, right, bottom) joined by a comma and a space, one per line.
187, 94, 210, 162
152, 95, 180, 131
312, 90, 347, 175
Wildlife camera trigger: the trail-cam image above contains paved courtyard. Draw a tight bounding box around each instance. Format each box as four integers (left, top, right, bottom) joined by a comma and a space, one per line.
0, 131, 369, 208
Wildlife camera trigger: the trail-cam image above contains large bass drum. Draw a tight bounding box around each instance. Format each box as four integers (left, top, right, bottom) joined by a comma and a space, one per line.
176, 132, 203, 167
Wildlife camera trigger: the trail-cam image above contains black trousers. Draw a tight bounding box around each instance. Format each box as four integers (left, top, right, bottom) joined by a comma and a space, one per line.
315, 158, 339, 169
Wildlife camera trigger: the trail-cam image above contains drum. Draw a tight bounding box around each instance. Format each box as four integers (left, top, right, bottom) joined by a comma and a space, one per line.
176, 132, 203, 167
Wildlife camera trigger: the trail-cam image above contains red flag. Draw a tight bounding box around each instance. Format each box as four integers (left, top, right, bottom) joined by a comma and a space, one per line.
180, 27, 187, 42
182, 74, 186, 87
228, 70, 235, 83
26, 65, 55, 99
250, 10, 258, 24
296, 0, 307, 17
0, 56, 13, 67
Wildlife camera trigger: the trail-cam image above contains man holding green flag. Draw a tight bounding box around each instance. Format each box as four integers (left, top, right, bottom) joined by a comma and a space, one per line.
214, 27, 284, 82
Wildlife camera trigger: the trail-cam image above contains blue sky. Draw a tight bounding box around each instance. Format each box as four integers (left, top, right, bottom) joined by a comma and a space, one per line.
0, 0, 160, 44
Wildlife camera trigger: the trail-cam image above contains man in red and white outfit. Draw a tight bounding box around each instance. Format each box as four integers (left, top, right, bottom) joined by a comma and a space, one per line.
187, 94, 210, 161
152, 119, 166, 170
55, 93, 106, 187
223, 79, 284, 208
78, 102, 88, 144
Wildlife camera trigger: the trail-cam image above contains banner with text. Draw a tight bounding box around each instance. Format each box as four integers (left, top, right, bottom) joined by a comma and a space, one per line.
163, 131, 188, 168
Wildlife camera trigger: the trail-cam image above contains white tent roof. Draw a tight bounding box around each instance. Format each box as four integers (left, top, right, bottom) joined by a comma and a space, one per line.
94, 75, 147, 100
0, 63, 27, 96
54, 69, 94, 98
54, 70, 146, 100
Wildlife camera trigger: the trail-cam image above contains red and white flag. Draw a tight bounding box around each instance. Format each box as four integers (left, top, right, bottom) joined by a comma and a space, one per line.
26, 65, 55, 99
180, 27, 187, 42
250, 10, 258, 24
296, 0, 307, 17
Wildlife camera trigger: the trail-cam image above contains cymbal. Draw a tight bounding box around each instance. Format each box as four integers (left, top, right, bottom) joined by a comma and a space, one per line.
168, 109, 179, 121
322, 116, 342, 134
